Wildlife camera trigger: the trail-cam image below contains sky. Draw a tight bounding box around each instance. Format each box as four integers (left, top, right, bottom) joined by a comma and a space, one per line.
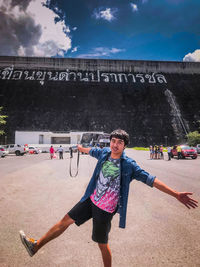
0, 0, 200, 62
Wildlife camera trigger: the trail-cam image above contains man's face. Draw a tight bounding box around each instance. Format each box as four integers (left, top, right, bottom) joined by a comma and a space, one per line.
110, 137, 125, 158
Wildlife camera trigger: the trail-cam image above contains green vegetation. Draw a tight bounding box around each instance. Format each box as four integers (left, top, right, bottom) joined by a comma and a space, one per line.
132, 147, 149, 151
132, 147, 167, 152
0, 107, 7, 136
186, 131, 200, 146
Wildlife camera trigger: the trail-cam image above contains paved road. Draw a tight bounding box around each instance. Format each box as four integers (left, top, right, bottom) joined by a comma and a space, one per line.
0, 150, 199, 267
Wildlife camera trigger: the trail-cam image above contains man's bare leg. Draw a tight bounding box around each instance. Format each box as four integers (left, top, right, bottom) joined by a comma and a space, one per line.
98, 243, 112, 267
36, 214, 74, 251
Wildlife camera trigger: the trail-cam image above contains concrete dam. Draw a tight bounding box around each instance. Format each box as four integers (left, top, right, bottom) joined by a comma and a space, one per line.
0, 56, 200, 146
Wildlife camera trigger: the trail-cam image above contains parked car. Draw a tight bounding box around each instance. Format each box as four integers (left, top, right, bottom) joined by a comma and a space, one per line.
99, 138, 110, 148
28, 146, 41, 154
4, 144, 28, 156
0, 146, 9, 157
171, 145, 197, 159
196, 144, 200, 154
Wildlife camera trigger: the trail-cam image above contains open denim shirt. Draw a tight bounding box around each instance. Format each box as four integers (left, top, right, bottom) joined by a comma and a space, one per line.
80, 147, 156, 228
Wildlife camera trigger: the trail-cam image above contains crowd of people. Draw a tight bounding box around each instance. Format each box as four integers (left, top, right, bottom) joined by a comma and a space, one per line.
149, 145, 164, 160
150, 145, 184, 161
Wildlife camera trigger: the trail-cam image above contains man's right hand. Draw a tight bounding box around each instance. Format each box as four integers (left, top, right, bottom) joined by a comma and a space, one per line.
77, 145, 91, 154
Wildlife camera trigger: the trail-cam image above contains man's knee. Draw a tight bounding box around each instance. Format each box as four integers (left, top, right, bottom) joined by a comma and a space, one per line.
59, 214, 75, 228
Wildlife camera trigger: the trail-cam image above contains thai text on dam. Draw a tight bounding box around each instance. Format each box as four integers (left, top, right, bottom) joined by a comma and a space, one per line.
0, 65, 167, 84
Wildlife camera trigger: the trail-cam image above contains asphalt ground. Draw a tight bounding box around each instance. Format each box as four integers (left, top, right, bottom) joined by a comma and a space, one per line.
0, 150, 199, 267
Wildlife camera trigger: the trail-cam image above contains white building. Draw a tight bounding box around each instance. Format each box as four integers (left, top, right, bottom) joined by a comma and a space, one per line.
15, 130, 104, 152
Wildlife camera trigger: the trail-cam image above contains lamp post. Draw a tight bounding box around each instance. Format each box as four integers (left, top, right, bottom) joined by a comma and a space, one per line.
164, 136, 168, 147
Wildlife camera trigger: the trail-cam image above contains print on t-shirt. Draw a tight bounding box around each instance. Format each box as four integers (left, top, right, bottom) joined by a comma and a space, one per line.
90, 157, 120, 213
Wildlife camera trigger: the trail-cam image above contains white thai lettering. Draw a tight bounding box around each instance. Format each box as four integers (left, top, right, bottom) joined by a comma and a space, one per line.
24, 71, 35, 80
0, 66, 168, 84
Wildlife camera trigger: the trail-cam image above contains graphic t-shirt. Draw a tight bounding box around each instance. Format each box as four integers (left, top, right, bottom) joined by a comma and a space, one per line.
90, 157, 121, 213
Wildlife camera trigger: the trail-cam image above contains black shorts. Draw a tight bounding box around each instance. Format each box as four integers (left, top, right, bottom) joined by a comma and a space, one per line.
68, 198, 115, 244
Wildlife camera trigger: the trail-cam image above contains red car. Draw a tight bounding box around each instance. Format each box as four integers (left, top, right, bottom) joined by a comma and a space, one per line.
171, 145, 197, 159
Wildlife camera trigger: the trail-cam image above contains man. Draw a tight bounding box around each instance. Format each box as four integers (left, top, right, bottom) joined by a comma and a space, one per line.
57, 145, 64, 159
167, 146, 172, 161
19, 129, 198, 267
177, 145, 182, 160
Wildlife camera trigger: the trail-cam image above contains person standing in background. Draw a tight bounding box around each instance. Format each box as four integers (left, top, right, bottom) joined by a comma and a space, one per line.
154, 145, 158, 159
49, 145, 54, 160
167, 146, 172, 161
57, 145, 64, 159
177, 145, 182, 160
149, 145, 153, 160
160, 145, 164, 159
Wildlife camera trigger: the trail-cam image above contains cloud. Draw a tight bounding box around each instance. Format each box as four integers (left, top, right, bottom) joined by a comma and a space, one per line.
71, 46, 78, 53
93, 7, 117, 21
77, 47, 125, 58
0, 0, 71, 57
9, 0, 32, 10
130, 3, 138, 12
183, 49, 200, 62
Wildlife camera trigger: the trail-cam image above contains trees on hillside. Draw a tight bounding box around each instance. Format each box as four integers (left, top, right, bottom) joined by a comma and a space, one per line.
186, 131, 200, 146
186, 121, 200, 146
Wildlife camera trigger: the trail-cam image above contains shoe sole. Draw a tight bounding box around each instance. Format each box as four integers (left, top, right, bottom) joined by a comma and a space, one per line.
19, 230, 34, 257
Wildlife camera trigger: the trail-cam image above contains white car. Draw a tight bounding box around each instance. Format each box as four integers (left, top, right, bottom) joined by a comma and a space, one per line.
28, 146, 41, 154
98, 138, 110, 148
0, 146, 9, 157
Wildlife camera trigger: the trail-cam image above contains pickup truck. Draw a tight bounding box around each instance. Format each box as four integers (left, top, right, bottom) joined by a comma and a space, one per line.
4, 144, 28, 156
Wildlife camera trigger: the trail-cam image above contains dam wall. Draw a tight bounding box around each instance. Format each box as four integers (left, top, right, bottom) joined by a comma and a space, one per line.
0, 56, 200, 146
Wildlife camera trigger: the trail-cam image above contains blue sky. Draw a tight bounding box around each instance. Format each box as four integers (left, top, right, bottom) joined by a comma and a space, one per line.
0, 0, 200, 61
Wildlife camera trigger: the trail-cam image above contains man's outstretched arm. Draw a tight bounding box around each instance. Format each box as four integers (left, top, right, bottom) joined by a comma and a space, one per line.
153, 178, 198, 209
77, 144, 91, 154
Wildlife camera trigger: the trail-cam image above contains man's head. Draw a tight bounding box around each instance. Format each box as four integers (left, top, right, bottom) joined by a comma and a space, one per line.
110, 129, 129, 147
109, 129, 129, 158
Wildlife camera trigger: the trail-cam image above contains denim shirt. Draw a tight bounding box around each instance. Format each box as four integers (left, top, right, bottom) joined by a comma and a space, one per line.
80, 147, 156, 228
